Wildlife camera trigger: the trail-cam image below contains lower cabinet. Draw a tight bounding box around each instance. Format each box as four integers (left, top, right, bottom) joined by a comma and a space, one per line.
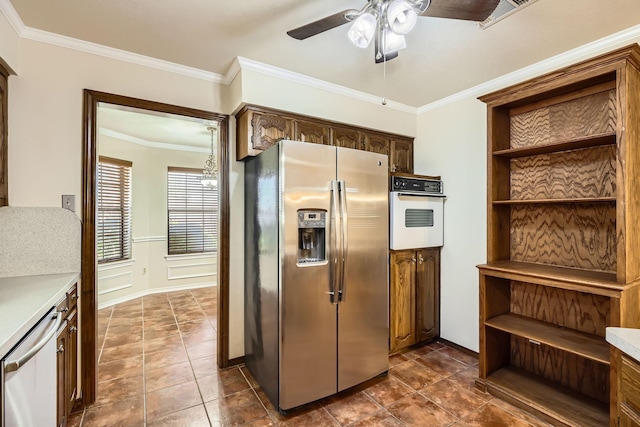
390, 248, 440, 353
613, 350, 640, 426
56, 283, 79, 427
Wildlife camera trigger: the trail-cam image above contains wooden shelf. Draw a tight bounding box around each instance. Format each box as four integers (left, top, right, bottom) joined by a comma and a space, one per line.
485, 313, 609, 364
493, 197, 616, 205
478, 261, 620, 294
486, 366, 609, 427
492, 132, 616, 159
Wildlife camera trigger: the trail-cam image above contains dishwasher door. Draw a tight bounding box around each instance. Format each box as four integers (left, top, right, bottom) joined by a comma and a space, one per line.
2, 308, 62, 427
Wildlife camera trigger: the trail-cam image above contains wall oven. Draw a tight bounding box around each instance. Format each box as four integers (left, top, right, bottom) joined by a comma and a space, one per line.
390, 176, 445, 250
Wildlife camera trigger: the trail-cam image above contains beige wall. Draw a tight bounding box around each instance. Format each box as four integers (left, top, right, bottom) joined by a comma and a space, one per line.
96, 134, 216, 308
414, 99, 487, 352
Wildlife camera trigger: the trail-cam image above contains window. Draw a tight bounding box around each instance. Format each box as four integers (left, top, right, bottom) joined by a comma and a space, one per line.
97, 156, 132, 263
167, 167, 217, 255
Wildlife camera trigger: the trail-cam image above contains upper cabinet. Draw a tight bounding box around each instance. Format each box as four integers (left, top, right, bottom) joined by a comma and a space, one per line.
235, 105, 414, 173
0, 62, 8, 207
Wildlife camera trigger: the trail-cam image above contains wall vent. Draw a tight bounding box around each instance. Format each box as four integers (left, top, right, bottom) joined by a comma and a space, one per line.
479, 0, 539, 29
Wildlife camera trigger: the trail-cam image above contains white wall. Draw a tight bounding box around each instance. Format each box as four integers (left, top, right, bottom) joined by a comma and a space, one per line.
96, 135, 216, 308
414, 99, 487, 352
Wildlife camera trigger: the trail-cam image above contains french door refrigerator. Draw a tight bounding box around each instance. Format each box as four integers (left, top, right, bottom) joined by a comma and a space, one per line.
245, 139, 389, 412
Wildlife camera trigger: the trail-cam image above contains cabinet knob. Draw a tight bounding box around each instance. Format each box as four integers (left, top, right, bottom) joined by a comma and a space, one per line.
391, 164, 397, 172
411, 257, 416, 263
70, 326, 77, 333
57, 344, 64, 354
59, 307, 69, 313
419, 255, 424, 264
70, 294, 78, 300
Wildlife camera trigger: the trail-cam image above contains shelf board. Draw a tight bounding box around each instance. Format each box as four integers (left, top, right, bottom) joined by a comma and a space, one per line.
486, 366, 609, 427
493, 196, 616, 205
492, 132, 616, 158
478, 261, 621, 294
485, 313, 609, 364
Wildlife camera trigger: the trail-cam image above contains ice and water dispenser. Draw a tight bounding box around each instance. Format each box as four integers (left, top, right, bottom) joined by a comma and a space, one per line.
297, 210, 326, 264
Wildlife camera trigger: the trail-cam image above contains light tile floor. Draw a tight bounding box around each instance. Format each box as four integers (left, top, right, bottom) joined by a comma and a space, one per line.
68, 288, 552, 426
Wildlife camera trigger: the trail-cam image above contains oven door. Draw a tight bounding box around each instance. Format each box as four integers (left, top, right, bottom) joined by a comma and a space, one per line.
390, 192, 444, 250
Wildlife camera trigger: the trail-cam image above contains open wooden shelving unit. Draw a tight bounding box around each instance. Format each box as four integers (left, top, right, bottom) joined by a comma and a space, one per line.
477, 45, 640, 427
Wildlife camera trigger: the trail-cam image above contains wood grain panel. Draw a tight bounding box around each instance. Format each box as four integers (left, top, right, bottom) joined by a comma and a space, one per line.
510, 204, 617, 271
390, 250, 416, 353
251, 112, 292, 150
510, 89, 616, 149
510, 145, 616, 200
333, 126, 364, 151
510, 336, 609, 403
294, 119, 330, 145
510, 281, 610, 336
0, 64, 7, 206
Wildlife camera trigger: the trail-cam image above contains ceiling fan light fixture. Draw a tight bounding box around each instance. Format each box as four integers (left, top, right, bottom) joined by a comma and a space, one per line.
348, 12, 376, 48
381, 28, 406, 55
387, 0, 418, 35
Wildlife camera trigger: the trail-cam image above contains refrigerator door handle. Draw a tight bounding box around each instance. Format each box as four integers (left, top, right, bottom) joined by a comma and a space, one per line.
329, 180, 341, 304
338, 180, 347, 302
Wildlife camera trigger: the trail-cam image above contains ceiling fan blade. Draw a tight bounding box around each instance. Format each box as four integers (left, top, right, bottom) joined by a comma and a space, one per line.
287, 9, 358, 40
421, 0, 500, 21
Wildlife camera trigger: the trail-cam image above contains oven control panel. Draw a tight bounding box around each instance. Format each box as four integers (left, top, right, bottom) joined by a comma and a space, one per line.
391, 177, 443, 195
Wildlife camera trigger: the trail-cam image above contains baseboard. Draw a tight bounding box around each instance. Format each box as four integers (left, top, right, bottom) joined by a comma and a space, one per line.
97, 282, 215, 310
228, 355, 245, 366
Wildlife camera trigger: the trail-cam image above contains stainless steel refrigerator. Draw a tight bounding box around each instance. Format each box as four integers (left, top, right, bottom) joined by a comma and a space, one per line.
244, 139, 389, 412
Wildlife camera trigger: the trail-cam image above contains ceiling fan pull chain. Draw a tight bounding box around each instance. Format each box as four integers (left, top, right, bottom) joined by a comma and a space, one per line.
382, 30, 387, 106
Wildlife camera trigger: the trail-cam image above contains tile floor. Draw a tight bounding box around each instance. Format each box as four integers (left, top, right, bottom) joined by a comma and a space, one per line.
68, 288, 552, 426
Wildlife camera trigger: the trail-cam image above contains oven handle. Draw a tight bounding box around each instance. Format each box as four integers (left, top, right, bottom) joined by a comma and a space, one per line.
4, 311, 62, 373
392, 192, 446, 198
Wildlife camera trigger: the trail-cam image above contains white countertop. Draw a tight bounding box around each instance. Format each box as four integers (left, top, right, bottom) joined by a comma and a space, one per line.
606, 327, 640, 362
0, 272, 79, 358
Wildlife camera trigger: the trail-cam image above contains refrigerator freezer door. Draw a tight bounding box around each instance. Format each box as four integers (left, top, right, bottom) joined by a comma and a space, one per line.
279, 141, 338, 410
336, 147, 389, 391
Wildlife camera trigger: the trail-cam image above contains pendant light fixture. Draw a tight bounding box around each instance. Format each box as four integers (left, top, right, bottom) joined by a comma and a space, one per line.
201, 125, 218, 189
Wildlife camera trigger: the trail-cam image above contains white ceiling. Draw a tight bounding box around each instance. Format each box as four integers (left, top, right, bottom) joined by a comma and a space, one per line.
7, 0, 640, 108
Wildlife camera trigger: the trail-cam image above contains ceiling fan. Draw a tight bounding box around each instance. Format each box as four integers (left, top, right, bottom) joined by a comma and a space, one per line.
287, 0, 500, 63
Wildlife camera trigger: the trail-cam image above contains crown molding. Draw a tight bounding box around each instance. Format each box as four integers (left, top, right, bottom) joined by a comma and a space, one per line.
99, 128, 209, 153
417, 24, 640, 114
235, 56, 418, 114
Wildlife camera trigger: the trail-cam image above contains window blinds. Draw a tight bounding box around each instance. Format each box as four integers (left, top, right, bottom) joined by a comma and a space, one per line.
97, 156, 132, 263
167, 167, 217, 255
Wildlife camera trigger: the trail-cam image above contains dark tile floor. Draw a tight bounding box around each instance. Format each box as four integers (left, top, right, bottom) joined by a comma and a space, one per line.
69, 288, 552, 426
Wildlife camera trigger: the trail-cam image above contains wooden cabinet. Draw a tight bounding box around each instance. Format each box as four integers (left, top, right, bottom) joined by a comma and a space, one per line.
294, 119, 330, 145
390, 250, 416, 353
333, 126, 364, 151
363, 132, 390, 157
390, 248, 440, 354
416, 248, 440, 342
614, 351, 640, 427
477, 45, 640, 427
0, 61, 8, 206
390, 137, 413, 174
56, 283, 79, 427
235, 105, 413, 173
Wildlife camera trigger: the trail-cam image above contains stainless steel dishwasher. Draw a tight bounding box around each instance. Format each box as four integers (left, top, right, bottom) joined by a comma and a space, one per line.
1, 308, 62, 427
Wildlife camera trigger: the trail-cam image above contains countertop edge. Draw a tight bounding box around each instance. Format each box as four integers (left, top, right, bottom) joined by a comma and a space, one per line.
606, 327, 640, 363
0, 272, 80, 358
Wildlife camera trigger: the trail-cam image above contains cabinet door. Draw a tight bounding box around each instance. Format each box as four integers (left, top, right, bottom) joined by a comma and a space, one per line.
56, 324, 67, 427
364, 133, 390, 157
333, 127, 364, 151
67, 308, 78, 411
390, 250, 416, 353
390, 137, 414, 174
416, 248, 440, 343
251, 111, 293, 151
294, 119, 331, 145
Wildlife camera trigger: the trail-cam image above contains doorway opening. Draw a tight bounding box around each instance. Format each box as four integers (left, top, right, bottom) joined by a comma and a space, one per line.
81, 90, 230, 405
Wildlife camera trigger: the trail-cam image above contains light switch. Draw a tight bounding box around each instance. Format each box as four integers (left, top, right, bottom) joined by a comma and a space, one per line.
62, 195, 75, 212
